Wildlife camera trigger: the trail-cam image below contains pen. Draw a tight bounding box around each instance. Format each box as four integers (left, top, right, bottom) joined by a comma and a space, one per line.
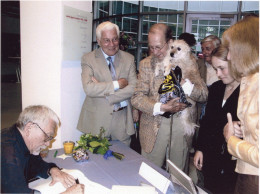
54, 150, 58, 158
75, 178, 79, 184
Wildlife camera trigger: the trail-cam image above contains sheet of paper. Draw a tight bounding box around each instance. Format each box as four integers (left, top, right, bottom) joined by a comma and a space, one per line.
111, 185, 158, 194
29, 169, 110, 194
139, 162, 171, 193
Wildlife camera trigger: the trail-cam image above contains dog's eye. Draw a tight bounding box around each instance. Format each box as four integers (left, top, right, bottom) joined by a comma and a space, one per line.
177, 47, 181, 51
171, 46, 174, 49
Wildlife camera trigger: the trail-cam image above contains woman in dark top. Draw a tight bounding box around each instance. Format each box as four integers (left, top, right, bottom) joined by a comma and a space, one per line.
194, 45, 240, 194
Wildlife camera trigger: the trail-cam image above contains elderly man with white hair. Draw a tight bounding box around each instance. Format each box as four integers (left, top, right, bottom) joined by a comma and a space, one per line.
77, 21, 137, 146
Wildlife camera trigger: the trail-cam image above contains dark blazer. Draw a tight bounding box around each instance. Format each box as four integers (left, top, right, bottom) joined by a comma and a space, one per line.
196, 80, 240, 174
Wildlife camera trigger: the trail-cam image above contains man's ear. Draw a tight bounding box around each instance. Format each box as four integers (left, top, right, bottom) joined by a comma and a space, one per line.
97, 39, 101, 46
24, 122, 33, 137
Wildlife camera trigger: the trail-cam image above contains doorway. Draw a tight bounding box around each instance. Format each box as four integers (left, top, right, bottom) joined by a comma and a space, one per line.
185, 14, 237, 54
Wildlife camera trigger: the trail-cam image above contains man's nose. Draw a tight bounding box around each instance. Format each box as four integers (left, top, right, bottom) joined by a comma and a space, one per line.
44, 141, 50, 146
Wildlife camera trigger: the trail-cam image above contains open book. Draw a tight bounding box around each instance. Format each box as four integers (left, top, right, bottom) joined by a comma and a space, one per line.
28, 169, 110, 194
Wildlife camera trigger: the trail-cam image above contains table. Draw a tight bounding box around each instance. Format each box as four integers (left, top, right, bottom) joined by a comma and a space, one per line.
43, 141, 189, 193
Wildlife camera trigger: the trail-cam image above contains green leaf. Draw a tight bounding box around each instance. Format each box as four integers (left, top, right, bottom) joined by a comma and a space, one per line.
89, 141, 101, 148
97, 147, 107, 155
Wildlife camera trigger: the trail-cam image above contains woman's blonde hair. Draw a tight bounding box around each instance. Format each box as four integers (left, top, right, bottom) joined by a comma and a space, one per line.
211, 45, 228, 62
222, 16, 259, 79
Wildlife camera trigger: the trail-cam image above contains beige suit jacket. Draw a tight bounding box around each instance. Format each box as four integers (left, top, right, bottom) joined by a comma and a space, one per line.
77, 48, 137, 136
227, 72, 259, 175
131, 56, 208, 153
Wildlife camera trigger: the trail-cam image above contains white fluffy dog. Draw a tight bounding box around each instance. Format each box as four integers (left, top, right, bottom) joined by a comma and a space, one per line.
156, 39, 205, 136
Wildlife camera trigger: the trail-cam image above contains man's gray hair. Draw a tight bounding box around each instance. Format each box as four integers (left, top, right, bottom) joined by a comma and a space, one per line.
96, 21, 120, 40
16, 105, 60, 130
201, 35, 221, 49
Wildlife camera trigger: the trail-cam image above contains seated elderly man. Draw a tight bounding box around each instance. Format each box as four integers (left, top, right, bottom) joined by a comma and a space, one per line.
1, 105, 84, 193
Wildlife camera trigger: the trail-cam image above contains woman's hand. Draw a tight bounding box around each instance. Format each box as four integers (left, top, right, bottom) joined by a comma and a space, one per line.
233, 121, 243, 139
193, 151, 203, 171
223, 113, 236, 142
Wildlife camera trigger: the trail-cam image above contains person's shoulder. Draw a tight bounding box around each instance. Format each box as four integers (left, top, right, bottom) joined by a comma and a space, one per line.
197, 58, 205, 66
82, 49, 96, 59
118, 50, 134, 60
209, 80, 224, 91
139, 56, 152, 67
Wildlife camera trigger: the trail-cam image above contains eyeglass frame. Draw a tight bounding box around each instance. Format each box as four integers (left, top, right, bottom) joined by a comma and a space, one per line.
101, 37, 119, 45
149, 41, 168, 52
31, 122, 54, 142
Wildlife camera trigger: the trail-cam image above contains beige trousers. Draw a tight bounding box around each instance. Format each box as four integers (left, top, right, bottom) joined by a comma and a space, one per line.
142, 114, 190, 172
107, 108, 131, 146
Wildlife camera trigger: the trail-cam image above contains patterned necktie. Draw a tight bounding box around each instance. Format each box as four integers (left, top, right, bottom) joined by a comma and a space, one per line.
107, 56, 116, 81
107, 56, 121, 111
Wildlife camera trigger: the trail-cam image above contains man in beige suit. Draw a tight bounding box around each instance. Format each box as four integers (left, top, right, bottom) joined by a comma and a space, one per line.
77, 21, 137, 146
131, 24, 208, 172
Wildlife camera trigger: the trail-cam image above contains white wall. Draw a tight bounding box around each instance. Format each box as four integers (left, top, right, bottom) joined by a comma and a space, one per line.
20, 1, 92, 149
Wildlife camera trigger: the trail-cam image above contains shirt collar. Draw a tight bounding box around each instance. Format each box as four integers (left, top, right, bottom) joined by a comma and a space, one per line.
101, 49, 115, 65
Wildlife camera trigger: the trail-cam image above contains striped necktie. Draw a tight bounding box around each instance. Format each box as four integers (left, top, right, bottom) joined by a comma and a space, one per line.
107, 56, 121, 111
107, 56, 116, 81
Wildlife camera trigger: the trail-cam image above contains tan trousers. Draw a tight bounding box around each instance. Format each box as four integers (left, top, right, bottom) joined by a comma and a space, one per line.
142, 114, 190, 172
107, 108, 131, 146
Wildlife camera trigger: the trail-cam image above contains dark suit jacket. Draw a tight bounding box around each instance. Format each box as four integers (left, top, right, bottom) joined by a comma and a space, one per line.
77, 48, 137, 136
196, 80, 240, 175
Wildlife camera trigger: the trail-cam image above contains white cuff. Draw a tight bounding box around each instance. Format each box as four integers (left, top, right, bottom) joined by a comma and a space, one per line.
113, 81, 119, 91
182, 79, 194, 96
153, 103, 165, 116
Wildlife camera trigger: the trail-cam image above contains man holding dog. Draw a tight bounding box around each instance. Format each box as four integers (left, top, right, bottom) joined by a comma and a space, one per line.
131, 23, 208, 172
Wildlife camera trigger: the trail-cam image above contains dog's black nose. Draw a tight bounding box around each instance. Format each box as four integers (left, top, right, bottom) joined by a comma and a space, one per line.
170, 52, 174, 57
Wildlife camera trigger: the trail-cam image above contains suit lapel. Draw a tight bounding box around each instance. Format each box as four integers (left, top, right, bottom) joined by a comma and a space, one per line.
114, 51, 122, 80
95, 48, 113, 81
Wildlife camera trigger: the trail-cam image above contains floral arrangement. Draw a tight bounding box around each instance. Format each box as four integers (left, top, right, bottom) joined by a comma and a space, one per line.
74, 127, 125, 160
119, 31, 135, 51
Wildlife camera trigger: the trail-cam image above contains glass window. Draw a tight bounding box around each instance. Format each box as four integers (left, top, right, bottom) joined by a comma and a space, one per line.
97, 1, 109, 18
113, 1, 122, 15
143, 1, 184, 12
242, 1, 259, 12
188, 1, 238, 12
242, 1, 259, 16
122, 18, 131, 31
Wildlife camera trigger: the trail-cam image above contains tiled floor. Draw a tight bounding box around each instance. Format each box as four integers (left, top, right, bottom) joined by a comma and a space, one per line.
1, 82, 198, 183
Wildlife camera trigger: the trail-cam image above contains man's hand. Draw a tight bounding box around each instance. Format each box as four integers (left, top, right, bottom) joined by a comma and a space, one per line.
49, 167, 76, 189
223, 113, 235, 142
61, 184, 85, 194
193, 151, 203, 171
160, 98, 187, 113
92, 77, 99, 83
118, 78, 128, 89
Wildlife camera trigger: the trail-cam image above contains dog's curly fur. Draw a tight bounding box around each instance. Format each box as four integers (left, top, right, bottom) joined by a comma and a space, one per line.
156, 39, 205, 136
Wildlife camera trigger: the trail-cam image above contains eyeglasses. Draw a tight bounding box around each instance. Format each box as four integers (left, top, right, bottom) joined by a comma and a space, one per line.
149, 42, 167, 52
102, 38, 119, 45
31, 122, 54, 142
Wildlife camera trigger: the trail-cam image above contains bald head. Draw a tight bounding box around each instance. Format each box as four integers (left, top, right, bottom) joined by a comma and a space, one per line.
149, 23, 172, 43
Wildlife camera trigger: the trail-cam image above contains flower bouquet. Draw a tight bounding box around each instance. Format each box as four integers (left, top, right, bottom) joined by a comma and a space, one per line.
74, 127, 125, 161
